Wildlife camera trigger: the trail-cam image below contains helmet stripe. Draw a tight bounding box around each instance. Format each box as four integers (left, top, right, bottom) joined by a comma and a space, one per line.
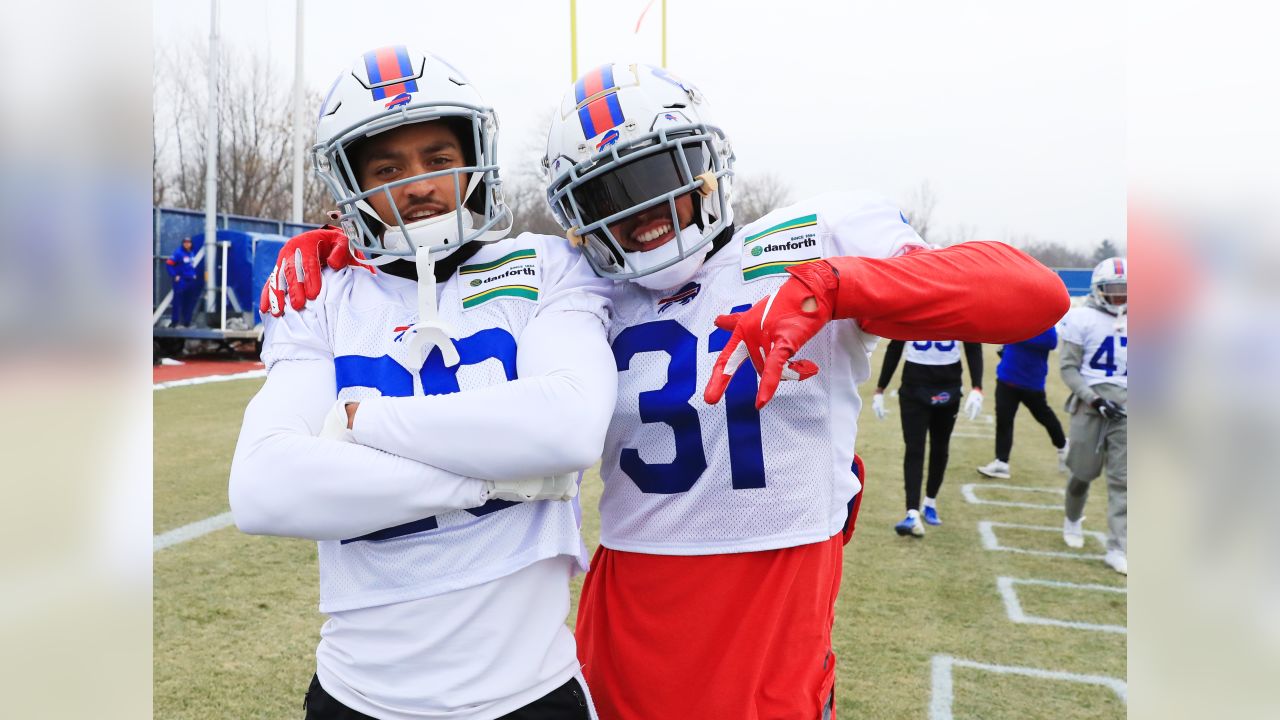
574, 65, 624, 139
1113, 258, 1125, 275
364, 46, 418, 100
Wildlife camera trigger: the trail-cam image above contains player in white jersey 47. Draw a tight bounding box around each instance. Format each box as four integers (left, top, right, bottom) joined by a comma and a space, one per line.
266, 62, 1071, 719
233, 46, 614, 720
1059, 256, 1129, 574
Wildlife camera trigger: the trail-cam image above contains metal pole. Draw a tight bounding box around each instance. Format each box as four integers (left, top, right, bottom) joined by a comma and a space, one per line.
290, 0, 306, 223
203, 0, 221, 320
662, 0, 667, 67
219, 241, 229, 331
569, 0, 578, 81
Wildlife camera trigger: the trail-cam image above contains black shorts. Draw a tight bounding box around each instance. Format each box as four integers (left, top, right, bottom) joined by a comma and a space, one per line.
304, 674, 592, 720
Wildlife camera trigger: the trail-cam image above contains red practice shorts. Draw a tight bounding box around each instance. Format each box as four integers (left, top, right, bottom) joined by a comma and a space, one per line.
575, 534, 845, 720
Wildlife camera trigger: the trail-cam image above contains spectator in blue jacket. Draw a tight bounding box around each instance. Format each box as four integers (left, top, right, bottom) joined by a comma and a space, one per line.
976, 326, 1068, 479
166, 237, 202, 327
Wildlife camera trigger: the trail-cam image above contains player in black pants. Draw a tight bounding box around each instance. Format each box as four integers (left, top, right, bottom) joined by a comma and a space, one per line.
977, 327, 1068, 479
873, 339, 983, 537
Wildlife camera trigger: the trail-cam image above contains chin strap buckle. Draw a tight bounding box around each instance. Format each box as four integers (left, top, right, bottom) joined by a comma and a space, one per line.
566, 226, 587, 248
695, 171, 718, 198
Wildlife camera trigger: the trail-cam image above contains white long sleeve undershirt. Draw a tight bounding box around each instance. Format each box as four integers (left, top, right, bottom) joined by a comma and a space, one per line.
229, 358, 489, 541
350, 308, 618, 481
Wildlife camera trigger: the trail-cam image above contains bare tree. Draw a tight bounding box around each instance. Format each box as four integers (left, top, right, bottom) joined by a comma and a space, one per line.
939, 222, 978, 247
1008, 233, 1094, 268
732, 172, 794, 226
1092, 238, 1123, 264
153, 40, 332, 223
901, 180, 938, 242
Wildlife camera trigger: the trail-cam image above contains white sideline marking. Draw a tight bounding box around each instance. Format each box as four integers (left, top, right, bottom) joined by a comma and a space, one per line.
961, 483, 1064, 510
930, 654, 1127, 719
153, 369, 267, 390
997, 576, 1127, 634
978, 521, 1107, 559
154, 512, 235, 552
951, 431, 995, 439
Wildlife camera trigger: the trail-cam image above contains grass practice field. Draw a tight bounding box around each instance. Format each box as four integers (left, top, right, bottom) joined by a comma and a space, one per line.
154, 344, 1126, 719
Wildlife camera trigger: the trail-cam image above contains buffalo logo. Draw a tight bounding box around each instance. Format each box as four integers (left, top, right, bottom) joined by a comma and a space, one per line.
663, 113, 678, 121
385, 92, 412, 109
930, 391, 952, 405
657, 282, 701, 313
595, 129, 620, 151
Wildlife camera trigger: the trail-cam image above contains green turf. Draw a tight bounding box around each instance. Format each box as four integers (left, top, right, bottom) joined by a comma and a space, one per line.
154, 344, 1124, 718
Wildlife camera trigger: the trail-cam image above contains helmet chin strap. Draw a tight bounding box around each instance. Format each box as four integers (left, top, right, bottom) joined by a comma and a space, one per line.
405, 244, 461, 380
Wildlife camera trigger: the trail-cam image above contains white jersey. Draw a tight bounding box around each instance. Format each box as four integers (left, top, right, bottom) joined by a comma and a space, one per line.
260, 233, 606, 612
1058, 303, 1128, 388
600, 191, 928, 555
904, 339, 962, 365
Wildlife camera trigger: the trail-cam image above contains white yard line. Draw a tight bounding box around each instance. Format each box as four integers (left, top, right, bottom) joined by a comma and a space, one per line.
930, 654, 1127, 720
996, 576, 1127, 634
153, 369, 266, 390
153, 512, 235, 552
977, 521, 1107, 559
961, 483, 1064, 510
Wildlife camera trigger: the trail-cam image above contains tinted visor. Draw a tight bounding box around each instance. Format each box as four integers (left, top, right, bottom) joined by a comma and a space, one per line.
570, 144, 707, 227
1098, 281, 1127, 304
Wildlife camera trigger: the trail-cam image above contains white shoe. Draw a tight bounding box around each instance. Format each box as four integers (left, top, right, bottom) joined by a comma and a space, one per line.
977, 459, 1010, 479
1057, 440, 1069, 472
1104, 549, 1128, 575
1063, 516, 1085, 549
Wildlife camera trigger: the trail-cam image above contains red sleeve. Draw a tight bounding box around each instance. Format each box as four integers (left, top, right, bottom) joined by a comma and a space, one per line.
826, 241, 1069, 343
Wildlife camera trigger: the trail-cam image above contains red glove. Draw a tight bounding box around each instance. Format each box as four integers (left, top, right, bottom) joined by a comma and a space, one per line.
259, 226, 367, 317
704, 262, 829, 409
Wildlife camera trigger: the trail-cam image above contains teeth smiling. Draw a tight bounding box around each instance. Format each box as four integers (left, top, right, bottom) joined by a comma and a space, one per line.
637, 224, 671, 244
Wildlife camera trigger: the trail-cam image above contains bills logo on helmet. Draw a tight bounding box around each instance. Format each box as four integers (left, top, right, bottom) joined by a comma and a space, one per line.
595, 129, 620, 151
385, 92, 412, 109
657, 282, 701, 313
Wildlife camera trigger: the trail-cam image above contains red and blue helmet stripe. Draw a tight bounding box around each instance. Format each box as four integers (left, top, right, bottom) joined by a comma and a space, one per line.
1112, 258, 1126, 276
575, 65, 626, 140
363, 45, 419, 101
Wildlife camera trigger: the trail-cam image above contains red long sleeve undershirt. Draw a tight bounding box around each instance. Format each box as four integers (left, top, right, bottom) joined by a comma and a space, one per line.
827, 241, 1070, 343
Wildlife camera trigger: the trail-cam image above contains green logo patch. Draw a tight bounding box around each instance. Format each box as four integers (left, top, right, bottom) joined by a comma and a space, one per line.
459, 248, 540, 309
741, 213, 821, 282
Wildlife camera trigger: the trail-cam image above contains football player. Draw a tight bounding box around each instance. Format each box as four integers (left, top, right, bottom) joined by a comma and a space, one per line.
976, 326, 1070, 480
872, 338, 984, 536
231, 47, 615, 720
266, 63, 1069, 719
1059, 256, 1128, 575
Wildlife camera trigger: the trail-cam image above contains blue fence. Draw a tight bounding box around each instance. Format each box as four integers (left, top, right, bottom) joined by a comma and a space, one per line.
153, 207, 320, 321
1056, 269, 1091, 297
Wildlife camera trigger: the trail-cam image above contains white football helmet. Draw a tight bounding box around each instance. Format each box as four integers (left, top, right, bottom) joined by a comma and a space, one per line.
543, 63, 734, 285
1090, 256, 1128, 313
313, 45, 511, 264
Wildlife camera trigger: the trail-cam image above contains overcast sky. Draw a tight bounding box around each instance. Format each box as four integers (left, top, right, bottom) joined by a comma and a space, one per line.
153, 0, 1125, 250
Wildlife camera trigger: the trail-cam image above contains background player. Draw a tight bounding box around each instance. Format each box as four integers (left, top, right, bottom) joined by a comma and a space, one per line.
976, 326, 1069, 479
872, 339, 983, 536
1059, 256, 1128, 575
232, 46, 614, 719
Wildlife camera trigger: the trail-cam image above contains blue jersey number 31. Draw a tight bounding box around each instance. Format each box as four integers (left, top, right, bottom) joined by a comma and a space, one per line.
611, 305, 766, 494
